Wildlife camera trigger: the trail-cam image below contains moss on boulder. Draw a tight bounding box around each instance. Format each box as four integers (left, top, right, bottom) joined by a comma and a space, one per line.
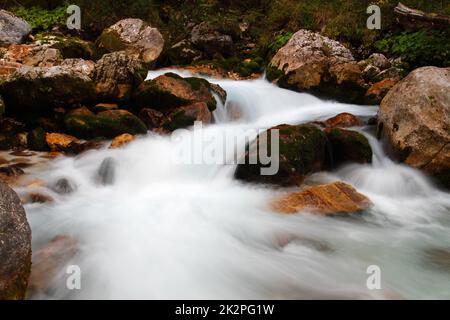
325, 128, 372, 166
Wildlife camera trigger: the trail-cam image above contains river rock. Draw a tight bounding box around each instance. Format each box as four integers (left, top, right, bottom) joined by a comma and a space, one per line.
60, 58, 95, 77
133, 72, 220, 112
64, 109, 147, 139
191, 22, 234, 58
378, 66, 450, 188
269, 29, 366, 103
97, 18, 164, 65
45, 133, 81, 152
93, 51, 146, 103
27, 127, 49, 152
0, 182, 32, 299
3, 44, 62, 68
235, 124, 329, 186
110, 133, 135, 149
365, 78, 399, 105
167, 39, 202, 65
324, 113, 362, 128
271, 181, 371, 215
325, 128, 373, 166
139, 108, 165, 129
163, 102, 212, 131
0, 65, 96, 112
0, 10, 32, 46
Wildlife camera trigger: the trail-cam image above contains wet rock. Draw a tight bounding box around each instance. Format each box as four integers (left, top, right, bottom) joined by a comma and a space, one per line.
378, 67, 450, 188
0, 182, 32, 300
365, 78, 399, 105
97, 157, 116, 186
163, 102, 212, 131
325, 128, 373, 166
424, 248, 450, 272
97, 18, 164, 65
45, 133, 81, 152
269, 29, 366, 103
51, 178, 76, 194
374, 67, 404, 82
93, 103, 119, 113
0, 65, 96, 111
191, 22, 234, 58
65, 109, 147, 139
139, 108, 165, 129
271, 181, 371, 215
0, 10, 32, 46
133, 72, 220, 112
0, 164, 25, 177
110, 133, 135, 149
92, 51, 146, 103
22, 192, 54, 204
324, 113, 362, 128
235, 124, 329, 186
28, 235, 78, 293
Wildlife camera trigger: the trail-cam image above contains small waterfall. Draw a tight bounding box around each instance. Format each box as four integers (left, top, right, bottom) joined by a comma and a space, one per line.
21, 69, 450, 300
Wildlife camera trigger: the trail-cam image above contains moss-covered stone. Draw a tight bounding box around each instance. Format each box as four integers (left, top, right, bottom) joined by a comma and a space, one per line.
51, 37, 98, 60
64, 109, 147, 139
235, 124, 329, 186
132, 73, 219, 113
325, 128, 372, 166
97, 30, 127, 53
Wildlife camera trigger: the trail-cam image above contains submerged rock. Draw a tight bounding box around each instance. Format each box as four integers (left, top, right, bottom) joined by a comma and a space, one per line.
28, 235, 78, 294
97, 157, 116, 186
324, 113, 362, 128
235, 124, 329, 186
271, 181, 371, 215
163, 102, 212, 131
97, 18, 164, 65
51, 177, 77, 194
325, 128, 373, 166
0, 182, 32, 300
269, 29, 366, 103
0, 10, 32, 46
378, 66, 450, 188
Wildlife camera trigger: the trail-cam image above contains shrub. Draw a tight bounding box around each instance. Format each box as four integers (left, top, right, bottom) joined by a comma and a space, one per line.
11, 4, 68, 31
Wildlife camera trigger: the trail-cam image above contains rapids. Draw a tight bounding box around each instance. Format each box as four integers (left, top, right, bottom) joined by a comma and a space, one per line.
18, 70, 450, 299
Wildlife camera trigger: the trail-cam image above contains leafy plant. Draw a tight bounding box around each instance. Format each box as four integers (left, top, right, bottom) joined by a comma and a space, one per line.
375, 31, 450, 68
267, 32, 293, 57
11, 4, 68, 31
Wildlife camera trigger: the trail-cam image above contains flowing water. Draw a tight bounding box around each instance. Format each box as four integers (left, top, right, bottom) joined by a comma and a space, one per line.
18, 70, 450, 299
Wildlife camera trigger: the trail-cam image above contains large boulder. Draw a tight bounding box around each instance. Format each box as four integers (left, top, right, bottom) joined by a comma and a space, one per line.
0, 65, 96, 112
0, 182, 32, 299
92, 51, 146, 103
162, 102, 212, 131
0, 10, 32, 46
133, 72, 219, 113
378, 67, 450, 188
191, 22, 234, 58
235, 124, 329, 186
97, 18, 164, 65
64, 108, 147, 139
268, 30, 366, 103
271, 181, 371, 216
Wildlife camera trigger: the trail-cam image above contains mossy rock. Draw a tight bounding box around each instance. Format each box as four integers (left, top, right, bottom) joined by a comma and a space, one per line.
97, 30, 127, 53
325, 128, 372, 166
65, 109, 147, 139
27, 127, 49, 151
51, 37, 98, 60
132, 73, 218, 112
235, 124, 329, 186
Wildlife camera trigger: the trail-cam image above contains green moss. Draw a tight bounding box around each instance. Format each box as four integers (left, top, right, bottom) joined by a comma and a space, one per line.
265, 66, 284, 82
133, 81, 191, 111
10, 4, 67, 31
51, 37, 98, 60
326, 128, 372, 166
98, 30, 127, 52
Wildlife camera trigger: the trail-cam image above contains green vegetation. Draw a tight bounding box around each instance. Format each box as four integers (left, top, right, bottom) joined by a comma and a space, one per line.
10, 4, 68, 31
375, 31, 450, 68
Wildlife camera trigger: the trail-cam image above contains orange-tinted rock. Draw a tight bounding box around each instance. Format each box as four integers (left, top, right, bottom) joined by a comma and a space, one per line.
45, 133, 81, 152
22, 192, 54, 204
325, 113, 362, 128
110, 133, 136, 149
365, 78, 398, 105
272, 181, 371, 215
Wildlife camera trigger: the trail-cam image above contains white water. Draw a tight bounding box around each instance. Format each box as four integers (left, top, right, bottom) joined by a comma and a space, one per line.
20, 71, 450, 299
